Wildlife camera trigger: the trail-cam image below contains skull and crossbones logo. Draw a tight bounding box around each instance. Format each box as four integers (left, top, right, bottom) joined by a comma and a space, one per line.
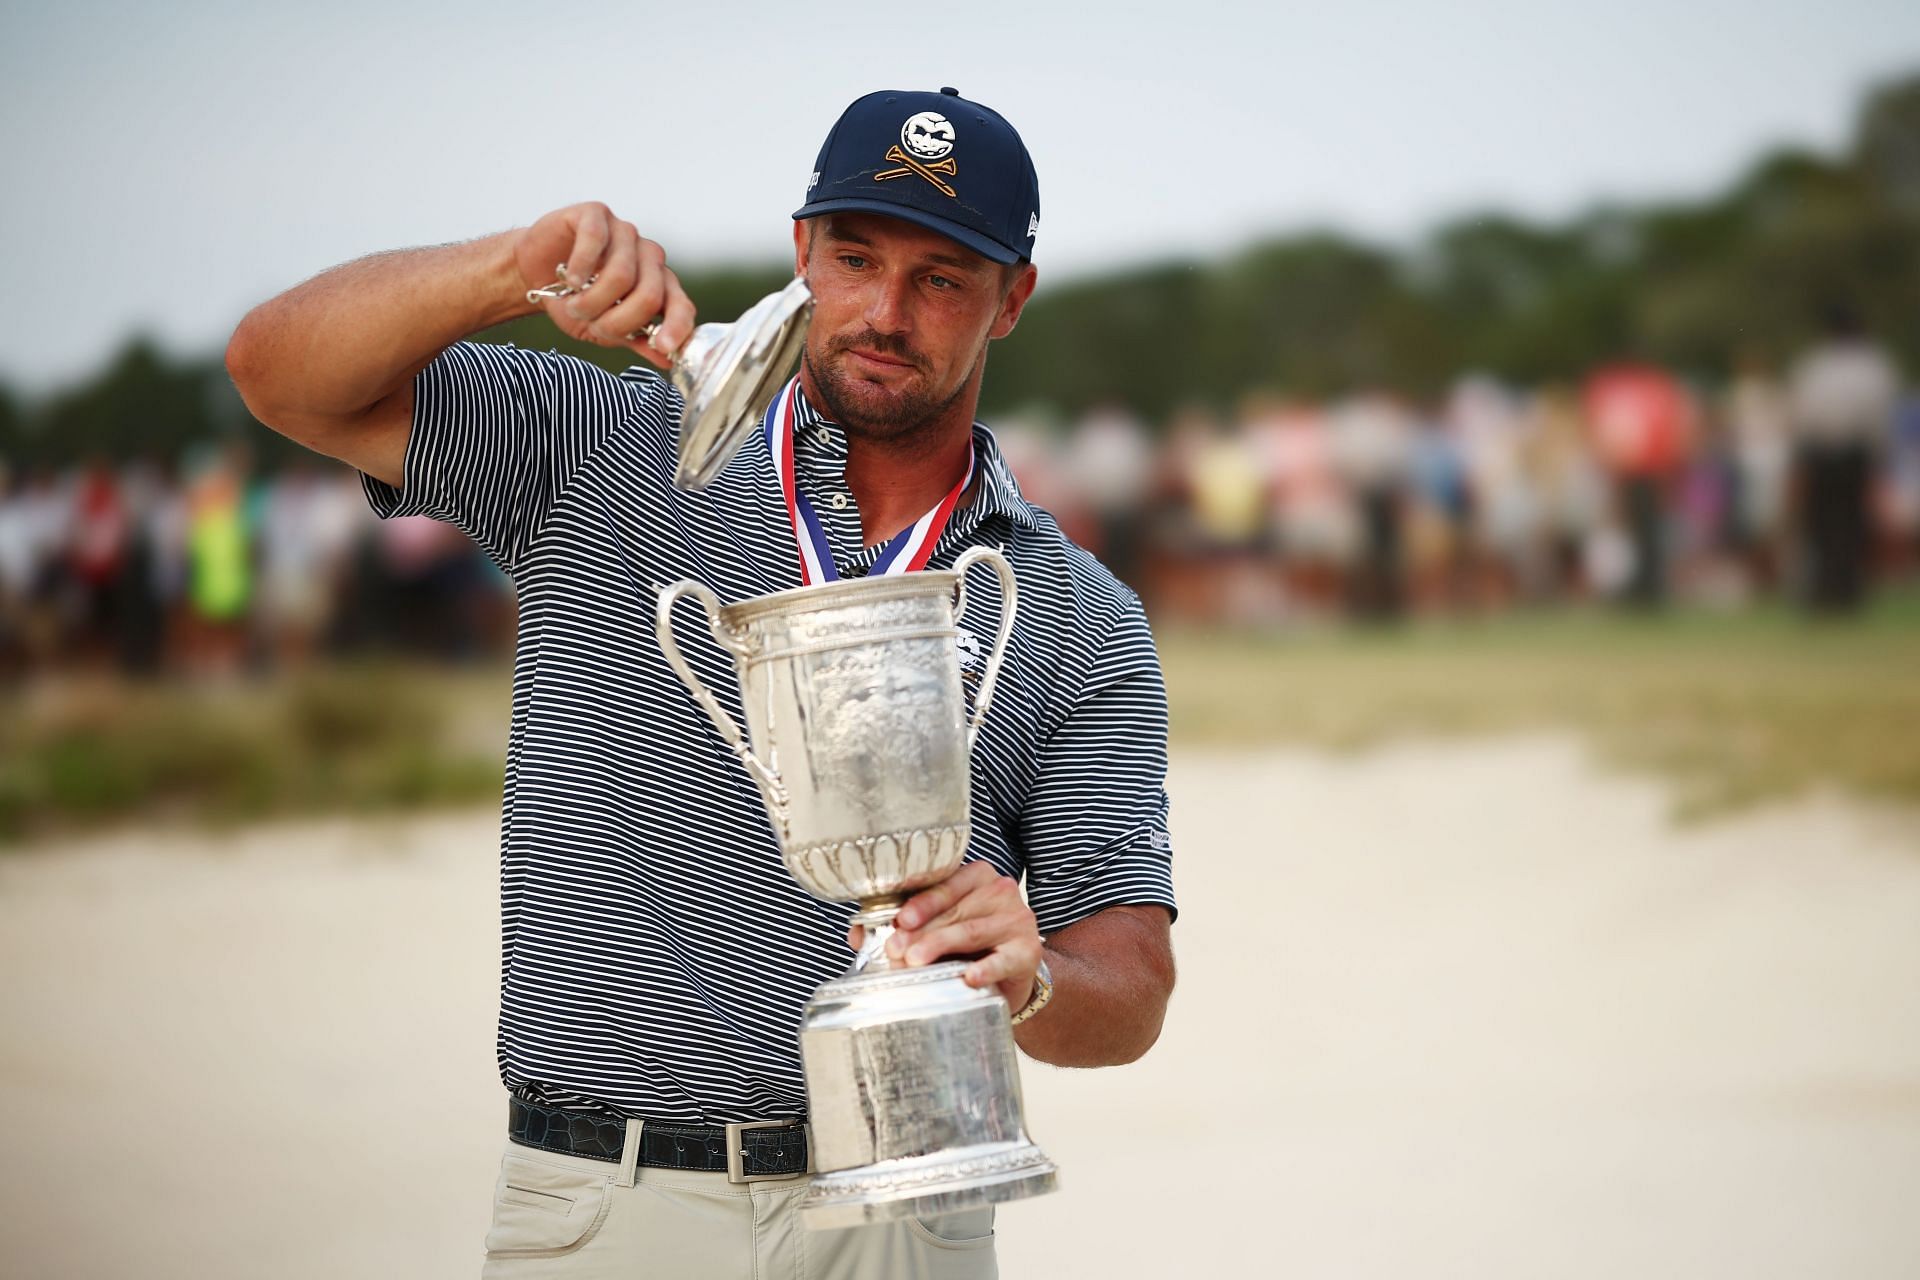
900, 112, 956, 160
878, 112, 960, 197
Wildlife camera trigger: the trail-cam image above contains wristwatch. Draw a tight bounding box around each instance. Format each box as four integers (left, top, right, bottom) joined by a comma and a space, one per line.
1009, 957, 1054, 1026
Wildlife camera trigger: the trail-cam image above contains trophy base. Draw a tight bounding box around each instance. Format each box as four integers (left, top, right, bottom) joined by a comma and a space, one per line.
797, 956, 1059, 1232
799, 1140, 1058, 1230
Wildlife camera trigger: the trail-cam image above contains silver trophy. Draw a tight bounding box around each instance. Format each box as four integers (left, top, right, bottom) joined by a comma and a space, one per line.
527, 271, 814, 489
655, 547, 1058, 1229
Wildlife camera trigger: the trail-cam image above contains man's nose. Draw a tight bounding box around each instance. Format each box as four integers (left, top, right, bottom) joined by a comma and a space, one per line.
862, 271, 913, 335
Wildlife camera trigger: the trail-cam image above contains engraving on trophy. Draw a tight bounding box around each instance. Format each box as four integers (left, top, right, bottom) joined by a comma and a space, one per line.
805, 639, 961, 821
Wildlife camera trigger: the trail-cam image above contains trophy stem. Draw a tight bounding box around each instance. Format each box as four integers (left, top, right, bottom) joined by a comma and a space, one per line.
849, 894, 906, 973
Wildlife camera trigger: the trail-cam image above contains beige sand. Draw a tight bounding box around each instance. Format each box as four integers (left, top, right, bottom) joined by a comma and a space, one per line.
2, 737, 1917, 1278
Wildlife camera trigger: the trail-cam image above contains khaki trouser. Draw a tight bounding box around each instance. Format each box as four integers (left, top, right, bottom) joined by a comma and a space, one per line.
480, 1137, 998, 1279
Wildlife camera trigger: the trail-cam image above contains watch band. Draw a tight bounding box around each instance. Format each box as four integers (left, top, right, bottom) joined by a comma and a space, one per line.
1009, 956, 1054, 1026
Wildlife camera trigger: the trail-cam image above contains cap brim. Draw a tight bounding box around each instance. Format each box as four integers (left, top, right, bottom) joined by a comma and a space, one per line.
792, 198, 1024, 266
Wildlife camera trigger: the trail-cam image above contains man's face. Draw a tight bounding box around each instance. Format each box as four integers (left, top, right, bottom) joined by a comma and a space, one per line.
794, 213, 1035, 444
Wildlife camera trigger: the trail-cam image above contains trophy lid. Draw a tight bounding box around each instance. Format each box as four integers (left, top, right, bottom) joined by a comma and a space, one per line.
671, 275, 815, 491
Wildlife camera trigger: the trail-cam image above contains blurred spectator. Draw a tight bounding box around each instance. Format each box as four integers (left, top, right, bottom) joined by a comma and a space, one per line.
257, 463, 358, 668
67, 459, 130, 662
1162, 408, 1274, 623
1064, 402, 1154, 589
1453, 376, 1536, 606
1890, 392, 1920, 575
1260, 401, 1352, 613
1523, 387, 1606, 601
1583, 362, 1692, 608
117, 459, 172, 674
0, 467, 38, 670
1725, 354, 1794, 588
1405, 408, 1475, 612
1328, 394, 1414, 621
184, 453, 253, 675
1787, 305, 1900, 613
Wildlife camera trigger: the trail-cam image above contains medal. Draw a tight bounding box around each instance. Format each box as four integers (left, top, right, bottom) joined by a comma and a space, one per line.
762, 376, 975, 586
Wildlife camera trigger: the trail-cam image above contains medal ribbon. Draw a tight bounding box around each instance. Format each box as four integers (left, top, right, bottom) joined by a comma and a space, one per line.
762, 376, 975, 586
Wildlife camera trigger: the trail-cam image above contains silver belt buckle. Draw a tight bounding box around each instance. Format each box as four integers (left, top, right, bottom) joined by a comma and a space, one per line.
724, 1119, 809, 1183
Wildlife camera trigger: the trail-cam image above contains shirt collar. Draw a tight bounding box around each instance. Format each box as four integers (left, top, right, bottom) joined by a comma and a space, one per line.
787, 383, 1040, 534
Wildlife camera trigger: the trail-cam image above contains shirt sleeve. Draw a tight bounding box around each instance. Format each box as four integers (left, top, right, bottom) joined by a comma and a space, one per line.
1018, 598, 1178, 934
359, 341, 638, 573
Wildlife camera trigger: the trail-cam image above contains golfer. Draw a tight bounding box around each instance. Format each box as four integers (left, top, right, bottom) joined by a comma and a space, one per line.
227, 86, 1177, 1278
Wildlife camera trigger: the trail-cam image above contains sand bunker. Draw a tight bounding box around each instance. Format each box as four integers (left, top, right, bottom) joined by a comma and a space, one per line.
3, 737, 1917, 1278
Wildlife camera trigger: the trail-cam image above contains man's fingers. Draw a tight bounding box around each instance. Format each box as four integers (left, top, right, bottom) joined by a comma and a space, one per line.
896, 860, 996, 931
575, 224, 641, 331
561, 205, 613, 297
597, 242, 680, 368
961, 946, 1038, 996
898, 913, 1004, 967
649, 268, 696, 360
593, 238, 662, 333
898, 865, 1022, 946
894, 889, 1036, 963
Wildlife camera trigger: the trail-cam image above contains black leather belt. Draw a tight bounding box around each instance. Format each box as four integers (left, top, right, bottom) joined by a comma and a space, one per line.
508, 1097, 810, 1183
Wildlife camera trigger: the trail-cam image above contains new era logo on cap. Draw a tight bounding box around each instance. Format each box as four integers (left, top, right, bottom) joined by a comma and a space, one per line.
794, 87, 1041, 265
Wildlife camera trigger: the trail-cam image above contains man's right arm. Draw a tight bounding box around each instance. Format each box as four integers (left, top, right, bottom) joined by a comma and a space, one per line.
225, 204, 696, 487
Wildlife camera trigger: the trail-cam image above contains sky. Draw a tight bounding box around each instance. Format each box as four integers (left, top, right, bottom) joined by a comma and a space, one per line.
2, 0, 1918, 393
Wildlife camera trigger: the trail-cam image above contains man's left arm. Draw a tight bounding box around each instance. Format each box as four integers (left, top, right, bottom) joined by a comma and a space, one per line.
880, 595, 1178, 1067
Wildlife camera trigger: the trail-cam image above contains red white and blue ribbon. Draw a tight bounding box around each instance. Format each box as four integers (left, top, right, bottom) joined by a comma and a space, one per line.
762, 376, 974, 586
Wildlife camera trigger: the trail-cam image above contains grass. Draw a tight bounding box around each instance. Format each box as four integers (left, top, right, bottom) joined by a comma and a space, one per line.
4, 591, 1918, 843
0, 664, 509, 846
1162, 589, 1920, 818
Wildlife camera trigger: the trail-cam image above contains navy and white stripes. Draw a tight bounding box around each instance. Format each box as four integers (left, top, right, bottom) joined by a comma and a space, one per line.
362, 341, 1176, 1123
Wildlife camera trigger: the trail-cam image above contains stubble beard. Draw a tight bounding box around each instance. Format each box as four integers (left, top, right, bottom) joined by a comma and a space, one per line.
805, 334, 980, 450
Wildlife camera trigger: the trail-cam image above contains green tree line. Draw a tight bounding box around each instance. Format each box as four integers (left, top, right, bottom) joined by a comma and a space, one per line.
5, 73, 1916, 469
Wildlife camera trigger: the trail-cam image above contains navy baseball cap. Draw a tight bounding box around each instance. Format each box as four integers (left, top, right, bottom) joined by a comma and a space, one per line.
793, 87, 1040, 266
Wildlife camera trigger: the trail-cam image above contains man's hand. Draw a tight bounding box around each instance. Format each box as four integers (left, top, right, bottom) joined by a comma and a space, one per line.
846, 861, 1043, 1013
228, 201, 699, 486
514, 203, 697, 369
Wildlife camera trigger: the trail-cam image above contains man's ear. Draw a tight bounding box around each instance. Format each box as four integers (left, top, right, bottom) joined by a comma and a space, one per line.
792, 222, 810, 278
989, 264, 1039, 341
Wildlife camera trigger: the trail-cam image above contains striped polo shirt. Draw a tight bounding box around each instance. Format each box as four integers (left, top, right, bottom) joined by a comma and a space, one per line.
363, 340, 1177, 1122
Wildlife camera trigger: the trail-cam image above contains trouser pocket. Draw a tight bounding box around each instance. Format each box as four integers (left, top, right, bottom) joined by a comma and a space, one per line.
908, 1206, 995, 1250
484, 1152, 614, 1259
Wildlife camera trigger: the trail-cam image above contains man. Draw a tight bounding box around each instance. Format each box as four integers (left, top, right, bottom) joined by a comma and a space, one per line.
1787, 303, 1898, 613
227, 87, 1176, 1278
1582, 361, 1691, 608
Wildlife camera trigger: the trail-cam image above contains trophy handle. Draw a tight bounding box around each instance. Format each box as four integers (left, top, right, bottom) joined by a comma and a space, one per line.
951, 546, 1019, 752
654, 579, 789, 818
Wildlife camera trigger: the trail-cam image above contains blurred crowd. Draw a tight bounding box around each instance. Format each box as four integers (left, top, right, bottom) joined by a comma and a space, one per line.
0, 449, 509, 680
3, 320, 1915, 680
1011, 318, 1919, 625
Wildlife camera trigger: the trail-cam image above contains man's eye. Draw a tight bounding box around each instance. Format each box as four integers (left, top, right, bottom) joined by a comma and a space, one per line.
839, 255, 867, 269
928, 275, 956, 290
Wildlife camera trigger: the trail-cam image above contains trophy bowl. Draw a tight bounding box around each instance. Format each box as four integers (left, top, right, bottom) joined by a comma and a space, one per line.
656, 547, 1059, 1228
